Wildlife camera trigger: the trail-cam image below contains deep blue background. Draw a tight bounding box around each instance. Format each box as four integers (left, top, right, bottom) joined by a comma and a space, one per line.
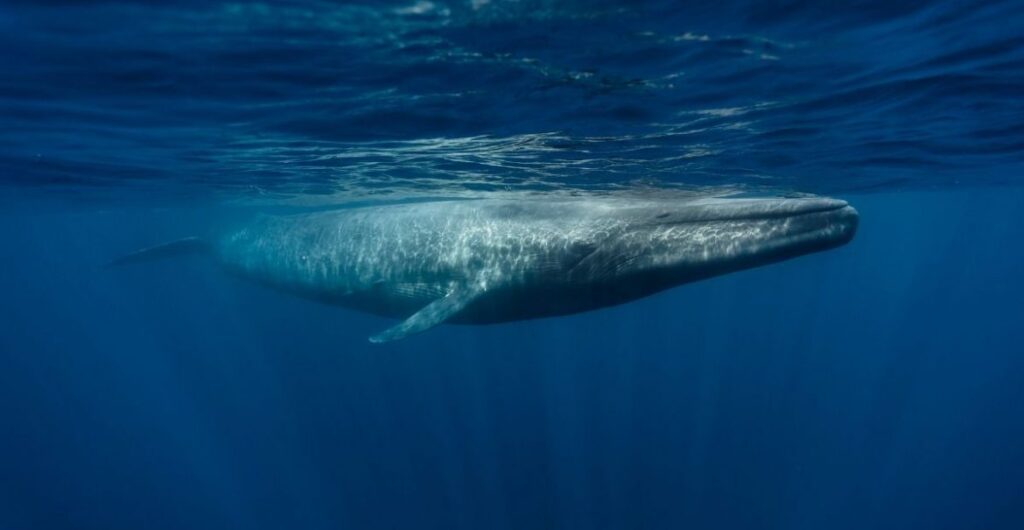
3, 191, 1023, 529
2, 0, 1024, 528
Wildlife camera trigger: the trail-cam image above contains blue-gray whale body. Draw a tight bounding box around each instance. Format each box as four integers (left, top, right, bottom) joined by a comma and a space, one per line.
112, 196, 858, 342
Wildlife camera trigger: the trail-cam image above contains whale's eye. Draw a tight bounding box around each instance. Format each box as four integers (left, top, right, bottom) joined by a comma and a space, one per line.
655, 212, 671, 219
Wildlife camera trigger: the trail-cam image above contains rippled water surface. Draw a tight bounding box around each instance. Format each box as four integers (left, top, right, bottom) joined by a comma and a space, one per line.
3, 0, 1023, 203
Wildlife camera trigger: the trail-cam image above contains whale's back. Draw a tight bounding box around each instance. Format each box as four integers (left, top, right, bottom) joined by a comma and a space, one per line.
212, 200, 624, 305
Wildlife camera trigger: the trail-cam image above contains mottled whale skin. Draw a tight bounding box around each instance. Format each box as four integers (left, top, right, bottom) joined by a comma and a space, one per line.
113, 196, 858, 342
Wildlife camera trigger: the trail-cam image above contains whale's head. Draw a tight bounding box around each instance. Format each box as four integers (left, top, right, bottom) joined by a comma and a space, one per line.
582, 196, 858, 293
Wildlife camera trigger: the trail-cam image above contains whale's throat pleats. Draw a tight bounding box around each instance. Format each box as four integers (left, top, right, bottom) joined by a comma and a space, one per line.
368, 283, 484, 343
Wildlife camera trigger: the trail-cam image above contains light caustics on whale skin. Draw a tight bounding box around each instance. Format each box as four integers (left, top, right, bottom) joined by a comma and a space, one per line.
112, 195, 858, 341
220, 199, 630, 294
221, 196, 851, 292
222, 199, 857, 281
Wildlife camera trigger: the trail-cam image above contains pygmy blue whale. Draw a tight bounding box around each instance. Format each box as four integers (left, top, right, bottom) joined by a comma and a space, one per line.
111, 196, 858, 342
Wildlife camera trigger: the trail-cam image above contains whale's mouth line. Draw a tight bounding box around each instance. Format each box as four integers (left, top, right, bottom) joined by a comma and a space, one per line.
660, 200, 851, 225
725, 201, 850, 222
689, 204, 859, 254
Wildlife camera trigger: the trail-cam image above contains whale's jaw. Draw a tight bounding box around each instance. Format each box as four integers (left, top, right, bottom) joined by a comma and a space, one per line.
598, 197, 859, 291
712, 199, 860, 262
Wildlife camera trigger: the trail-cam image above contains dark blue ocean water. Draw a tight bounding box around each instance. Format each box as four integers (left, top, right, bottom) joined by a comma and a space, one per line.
2, 1, 1024, 529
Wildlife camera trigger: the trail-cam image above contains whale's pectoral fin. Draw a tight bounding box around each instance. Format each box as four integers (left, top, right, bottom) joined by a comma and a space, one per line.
369, 284, 480, 344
